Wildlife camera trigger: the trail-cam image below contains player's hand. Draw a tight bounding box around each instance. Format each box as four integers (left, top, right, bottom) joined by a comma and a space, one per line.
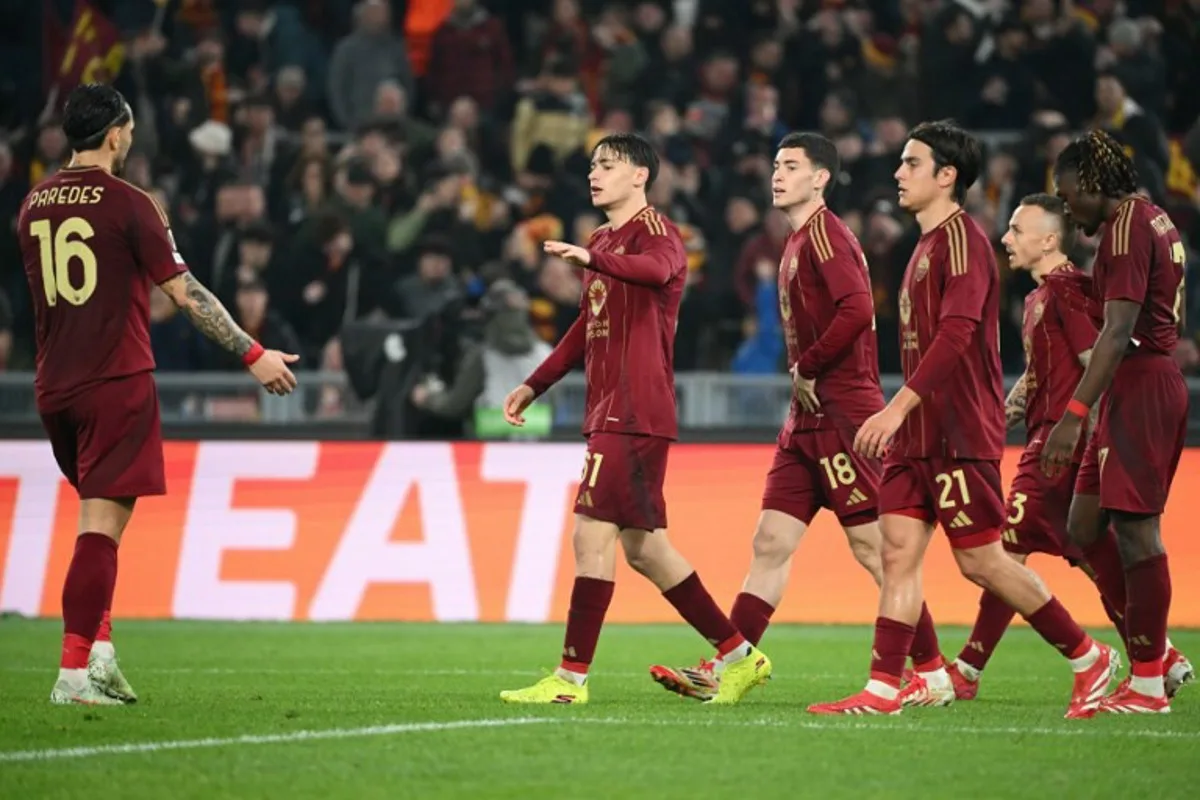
791, 365, 820, 413
250, 350, 300, 395
1040, 415, 1082, 479
854, 405, 904, 460
503, 384, 536, 426
542, 240, 592, 267
1004, 405, 1024, 431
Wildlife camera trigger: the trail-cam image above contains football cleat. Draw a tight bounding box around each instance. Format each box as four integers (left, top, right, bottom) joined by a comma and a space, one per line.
50, 678, 124, 706
946, 660, 979, 700
1065, 643, 1119, 719
898, 671, 955, 708
1096, 683, 1170, 715
706, 647, 771, 705
649, 658, 718, 701
500, 672, 588, 704
1164, 648, 1194, 699
88, 653, 138, 704
807, 689, 902, 716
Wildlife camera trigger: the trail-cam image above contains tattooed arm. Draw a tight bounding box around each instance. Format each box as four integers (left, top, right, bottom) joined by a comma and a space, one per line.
1004, 372, 1028, 431
158, 272, 254, 356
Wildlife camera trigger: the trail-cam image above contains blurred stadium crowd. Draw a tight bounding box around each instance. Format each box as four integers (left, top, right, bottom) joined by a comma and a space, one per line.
1, 0, 1198, 423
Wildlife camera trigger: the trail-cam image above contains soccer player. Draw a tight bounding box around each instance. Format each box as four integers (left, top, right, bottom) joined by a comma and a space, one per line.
645, 133, 943, 700
497, 133, 771, 705
807, 121, 1116, 719
17, 84, 298, 705
1045, 130, 1192, 714
945, 193, 1195, 700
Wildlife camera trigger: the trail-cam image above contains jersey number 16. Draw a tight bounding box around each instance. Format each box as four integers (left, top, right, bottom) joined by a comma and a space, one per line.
29, 217, 99, 307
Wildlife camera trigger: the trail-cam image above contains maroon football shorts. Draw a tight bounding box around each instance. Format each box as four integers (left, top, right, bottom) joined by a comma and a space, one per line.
879, 455, 1006, 549
761, 427, 881, 527
39, 372, 166, 500
1002, 426, 1085, 564
574, 432, 670, 531
1075, 354, 1187, 515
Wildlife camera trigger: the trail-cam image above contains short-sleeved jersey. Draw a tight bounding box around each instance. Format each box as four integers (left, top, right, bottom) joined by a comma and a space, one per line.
17, 165, 187, 411
778, 207, 884, 436
895, 210, 1005, 459
578, 206, 686, 439
1022, 265, 1101, 433
1092, 196, 1185, 355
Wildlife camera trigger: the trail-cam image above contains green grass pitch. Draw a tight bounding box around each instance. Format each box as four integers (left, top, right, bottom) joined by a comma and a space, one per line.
1, 620, 1198, 799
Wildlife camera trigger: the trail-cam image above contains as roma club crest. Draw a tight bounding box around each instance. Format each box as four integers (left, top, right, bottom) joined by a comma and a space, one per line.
588, 280, 607, 315
899, 288, 912, 326
787, 256, 799, 280
914, 255, 930, 282
779, 286, 792, 321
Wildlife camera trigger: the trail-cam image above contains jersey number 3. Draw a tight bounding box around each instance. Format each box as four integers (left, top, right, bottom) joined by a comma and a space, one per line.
29, 217, 98, 307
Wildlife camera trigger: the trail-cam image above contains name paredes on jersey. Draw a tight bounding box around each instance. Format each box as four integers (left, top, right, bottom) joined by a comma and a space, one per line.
26, 185, 106, 208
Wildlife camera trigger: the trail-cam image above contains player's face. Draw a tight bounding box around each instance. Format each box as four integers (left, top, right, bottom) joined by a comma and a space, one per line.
894, 139, 949, 213
1054, 169, 1104, 236
1001, 205, 1051, 270
588, 146, 646, 210
771, 148, 823, 210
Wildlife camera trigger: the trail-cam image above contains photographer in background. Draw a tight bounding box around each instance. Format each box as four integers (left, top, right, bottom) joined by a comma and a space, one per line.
406, 296, 480, 440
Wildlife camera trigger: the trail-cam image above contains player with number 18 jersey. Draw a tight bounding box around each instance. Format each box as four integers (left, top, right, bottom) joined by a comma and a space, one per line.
765, 206, 884, 525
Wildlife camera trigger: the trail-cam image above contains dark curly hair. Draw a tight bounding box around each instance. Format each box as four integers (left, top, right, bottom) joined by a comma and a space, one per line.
1053, 129, 1139, 198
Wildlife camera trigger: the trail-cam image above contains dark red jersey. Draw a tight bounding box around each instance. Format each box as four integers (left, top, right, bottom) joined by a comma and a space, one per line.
526, 206, 686, 439
17, 165, 187, 411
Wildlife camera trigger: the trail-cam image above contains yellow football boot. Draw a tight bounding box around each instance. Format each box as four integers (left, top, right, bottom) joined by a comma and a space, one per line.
707, 646, 772, 705
500, 672, 588, 704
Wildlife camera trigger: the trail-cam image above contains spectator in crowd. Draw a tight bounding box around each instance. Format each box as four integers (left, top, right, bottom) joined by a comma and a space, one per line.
2, 0, 1197, 430
328, 0, 416, 132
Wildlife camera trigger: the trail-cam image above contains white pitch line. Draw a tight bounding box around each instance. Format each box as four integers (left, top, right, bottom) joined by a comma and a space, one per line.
2, 713, 1194, 764
0, 717, 555, 763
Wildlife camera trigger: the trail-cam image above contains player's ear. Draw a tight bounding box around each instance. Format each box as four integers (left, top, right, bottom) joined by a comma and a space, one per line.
634, 165, 649, 189
814, 168, 831, 192
936, 164, 957, 190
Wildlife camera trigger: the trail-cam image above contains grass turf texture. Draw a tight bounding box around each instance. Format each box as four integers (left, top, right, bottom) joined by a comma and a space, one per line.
0, 621, 1198, 799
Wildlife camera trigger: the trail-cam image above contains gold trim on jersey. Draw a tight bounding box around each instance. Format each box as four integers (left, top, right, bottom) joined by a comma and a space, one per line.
946, 215, 969, 276
635, 206, 667, 236
810, 210, 835, 263
1110, 198, 1136, 257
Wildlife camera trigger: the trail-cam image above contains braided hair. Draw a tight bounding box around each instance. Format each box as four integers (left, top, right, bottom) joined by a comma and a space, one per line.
1054, 129, 1139, 198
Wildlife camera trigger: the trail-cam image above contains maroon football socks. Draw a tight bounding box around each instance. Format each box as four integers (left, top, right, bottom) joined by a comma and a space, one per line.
60, 533, 118, 670
1083, 529, 1128, 625
558, 577, 615, 679
729, 592, 775, 646
663, 572, 747, 656
909, 603, 944, 672
1025, 597, 1092, 660
869, 616, 916, 693
957, 590, 1017, 673
1125, 554, 1171, 687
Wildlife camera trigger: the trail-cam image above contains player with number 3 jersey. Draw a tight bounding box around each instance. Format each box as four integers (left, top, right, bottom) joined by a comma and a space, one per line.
809, 121, 1116, 720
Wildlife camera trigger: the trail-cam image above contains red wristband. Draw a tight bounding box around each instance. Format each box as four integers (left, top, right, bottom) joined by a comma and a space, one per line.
242, 341, 265, 367
1066, 398, 1090, 419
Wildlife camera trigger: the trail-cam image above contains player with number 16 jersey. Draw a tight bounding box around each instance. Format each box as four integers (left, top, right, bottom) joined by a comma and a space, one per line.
17, 84, 297, 707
